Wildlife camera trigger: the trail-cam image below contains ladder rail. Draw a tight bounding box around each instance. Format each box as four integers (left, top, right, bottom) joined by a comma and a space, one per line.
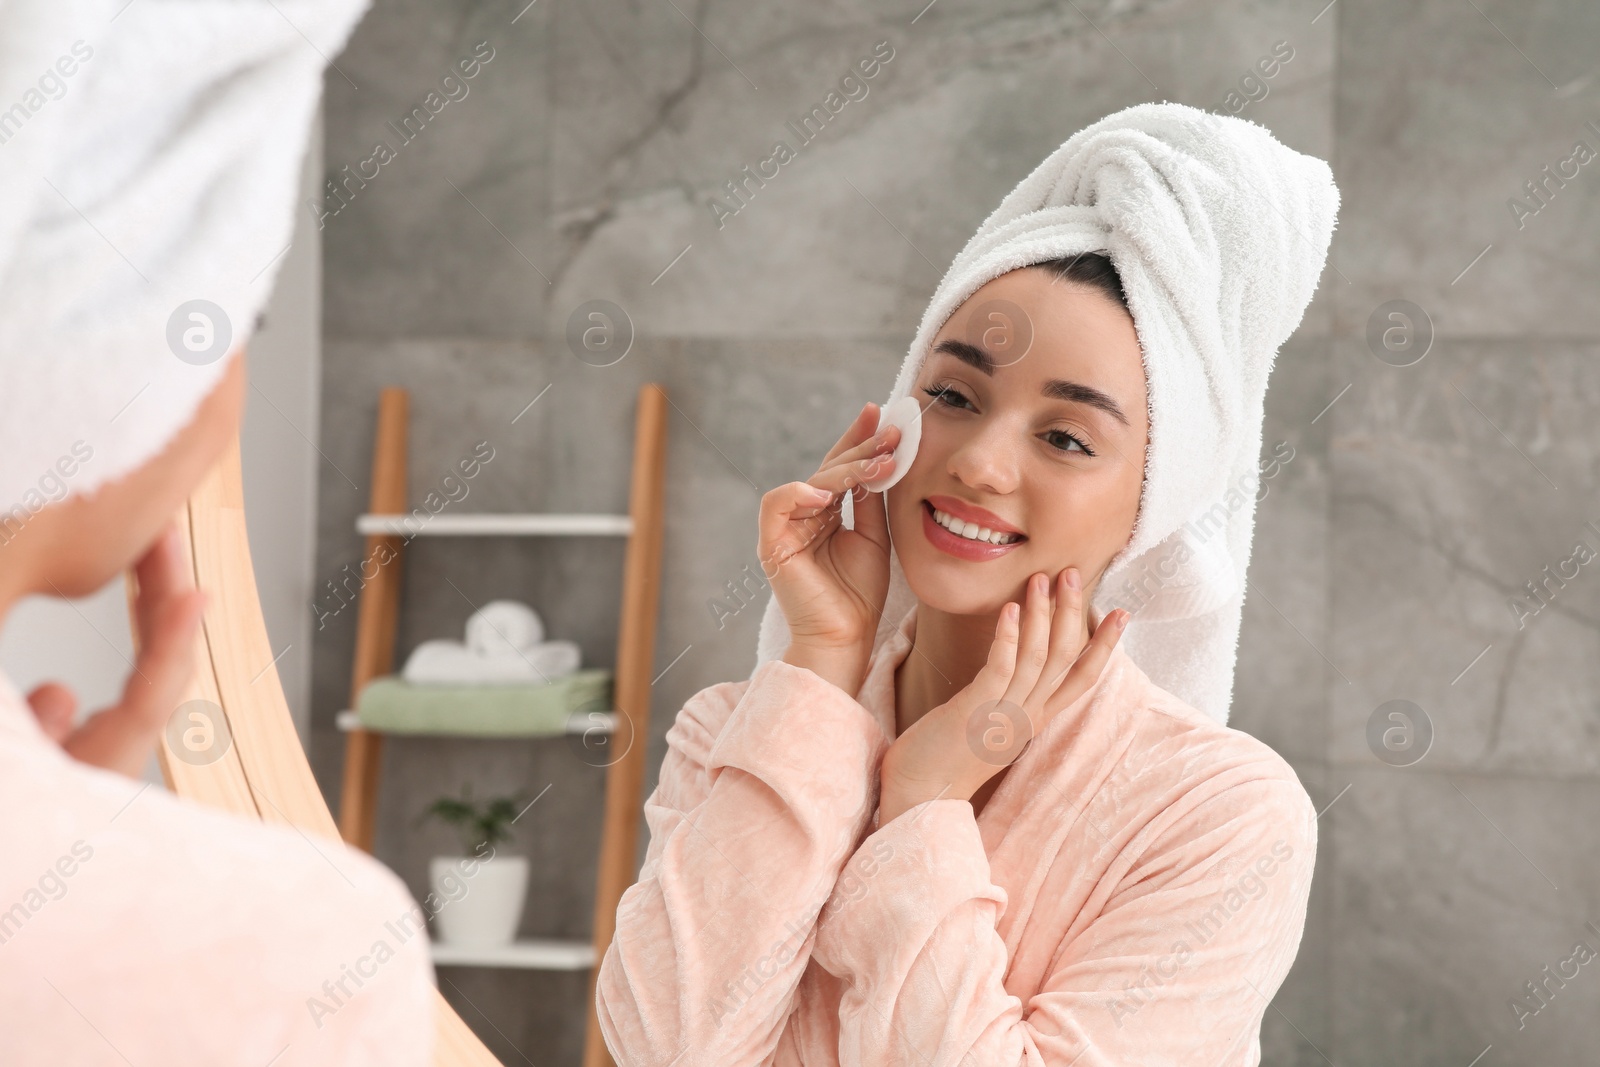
338, 386, 410, 852
334, 383, 669, 1067
583, 384, 669, 1067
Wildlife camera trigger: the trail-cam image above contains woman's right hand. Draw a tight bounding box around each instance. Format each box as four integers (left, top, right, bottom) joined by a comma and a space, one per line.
760, 402, 901, 695
25, 520, 207, 780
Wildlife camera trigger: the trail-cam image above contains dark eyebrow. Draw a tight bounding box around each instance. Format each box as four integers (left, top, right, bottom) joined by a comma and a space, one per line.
932, 338, 995, 375
1042, 378, 1131, 427
931, 338, 1131, 427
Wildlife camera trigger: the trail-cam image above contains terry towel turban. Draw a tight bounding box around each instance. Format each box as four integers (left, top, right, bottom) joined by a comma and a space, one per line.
0, 0, 370, 519
756, 102, 1340, 726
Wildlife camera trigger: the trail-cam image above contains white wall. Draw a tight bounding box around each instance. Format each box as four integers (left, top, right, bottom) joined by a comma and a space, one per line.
0, 109, 325, 775
241, 109, 325, 746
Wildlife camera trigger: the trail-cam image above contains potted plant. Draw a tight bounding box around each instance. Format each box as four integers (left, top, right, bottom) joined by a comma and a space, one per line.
418, 785, 531, 948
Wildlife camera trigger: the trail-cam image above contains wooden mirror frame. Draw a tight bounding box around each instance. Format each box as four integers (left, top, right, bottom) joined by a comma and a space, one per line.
145, 381, 668, 1065
141, 434, 501, 1065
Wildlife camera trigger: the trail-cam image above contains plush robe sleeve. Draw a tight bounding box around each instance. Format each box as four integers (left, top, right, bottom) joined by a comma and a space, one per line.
595, 659, 893, 1066
0, 702, 437, 1067
808, 776, 1317, 1065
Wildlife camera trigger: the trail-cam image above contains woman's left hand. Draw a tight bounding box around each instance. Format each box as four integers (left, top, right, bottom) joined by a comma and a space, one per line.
878, 568, 1129, 826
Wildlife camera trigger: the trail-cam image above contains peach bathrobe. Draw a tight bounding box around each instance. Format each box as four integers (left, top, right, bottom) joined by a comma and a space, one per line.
0, 669, 435, 1065
598, 607, 1317, 1065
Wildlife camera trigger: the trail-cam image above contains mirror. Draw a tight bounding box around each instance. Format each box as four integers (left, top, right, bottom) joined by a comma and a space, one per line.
286, 4, 1600, 1058
5, 3, 1589, 1066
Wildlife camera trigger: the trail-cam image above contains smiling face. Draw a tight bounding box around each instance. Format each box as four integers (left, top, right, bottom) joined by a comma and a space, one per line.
885, 265, 1149, 617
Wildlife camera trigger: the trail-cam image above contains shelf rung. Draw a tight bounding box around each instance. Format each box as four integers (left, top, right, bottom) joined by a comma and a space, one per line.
356, 513, 632, 537
430, 937, 596, 971
336, 708, 616, 737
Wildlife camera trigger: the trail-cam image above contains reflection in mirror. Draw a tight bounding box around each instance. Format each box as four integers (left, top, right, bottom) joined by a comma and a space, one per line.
5, 2, 1598, 1066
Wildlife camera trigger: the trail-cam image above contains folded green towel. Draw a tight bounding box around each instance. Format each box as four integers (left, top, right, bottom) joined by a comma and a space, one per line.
355, 669, 613, 737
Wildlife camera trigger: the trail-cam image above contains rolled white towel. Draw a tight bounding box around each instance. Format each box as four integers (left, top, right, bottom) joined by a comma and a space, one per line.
402, 640, 538, 685
465, 600, 543, 657
401, 638, 582, 686
524, 640, 581, 681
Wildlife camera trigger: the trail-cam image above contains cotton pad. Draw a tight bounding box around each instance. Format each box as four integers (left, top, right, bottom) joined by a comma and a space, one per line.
840, 395, 922, 530
861, 395, 923, 493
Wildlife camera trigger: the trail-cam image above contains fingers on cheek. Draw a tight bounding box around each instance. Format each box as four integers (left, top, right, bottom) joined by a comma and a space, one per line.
1051, 573, 1080, 647
1032, 573, 1053, 622
1001, 601, 1020, 639
990, 603, 1021, 672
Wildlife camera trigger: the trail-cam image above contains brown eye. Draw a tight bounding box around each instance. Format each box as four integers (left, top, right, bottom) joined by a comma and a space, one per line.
922, 384, 973, 410
1043, 429, 1095, 457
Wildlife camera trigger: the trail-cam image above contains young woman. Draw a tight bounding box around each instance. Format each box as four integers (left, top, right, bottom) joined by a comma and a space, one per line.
596, 103, 1335, 1064
596, 258, 1317, 1066
0, 0, 435, 1060
0, 353, 436, 1065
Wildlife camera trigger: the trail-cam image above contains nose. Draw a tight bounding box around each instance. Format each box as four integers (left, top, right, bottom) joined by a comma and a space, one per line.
946, 414, 1022, 496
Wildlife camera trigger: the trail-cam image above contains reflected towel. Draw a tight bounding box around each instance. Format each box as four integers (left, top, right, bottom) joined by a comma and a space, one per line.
402, 638, 581, 686
465, 600, 544, 657
357, 669, 612, 736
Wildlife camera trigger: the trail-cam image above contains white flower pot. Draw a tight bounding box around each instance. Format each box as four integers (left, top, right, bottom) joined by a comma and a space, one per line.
429, 854, 529, 948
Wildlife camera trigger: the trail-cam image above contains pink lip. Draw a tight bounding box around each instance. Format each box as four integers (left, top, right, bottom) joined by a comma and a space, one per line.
921, 501, 1026, 562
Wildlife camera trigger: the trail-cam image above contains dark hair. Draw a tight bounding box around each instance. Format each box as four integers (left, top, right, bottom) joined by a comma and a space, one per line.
1031, 252, 1129, 314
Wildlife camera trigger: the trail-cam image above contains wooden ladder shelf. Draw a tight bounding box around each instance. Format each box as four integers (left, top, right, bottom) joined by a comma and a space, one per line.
336, 382, 668, 1067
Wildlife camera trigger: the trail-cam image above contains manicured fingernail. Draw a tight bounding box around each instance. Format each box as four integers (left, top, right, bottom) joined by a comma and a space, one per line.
1065, 568, 1080, 590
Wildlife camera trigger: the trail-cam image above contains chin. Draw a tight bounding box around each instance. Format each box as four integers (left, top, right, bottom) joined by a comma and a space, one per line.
889, 494, 1034, 617
899, 558, 1022, 618
28, 492, 166, 601
41, 556, 123, 601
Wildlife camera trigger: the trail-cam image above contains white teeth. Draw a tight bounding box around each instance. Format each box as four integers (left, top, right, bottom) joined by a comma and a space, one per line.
932, 507, 1019, 545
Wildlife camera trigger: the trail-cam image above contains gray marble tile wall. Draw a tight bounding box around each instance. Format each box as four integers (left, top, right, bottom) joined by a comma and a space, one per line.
306, 1, 1600, 1063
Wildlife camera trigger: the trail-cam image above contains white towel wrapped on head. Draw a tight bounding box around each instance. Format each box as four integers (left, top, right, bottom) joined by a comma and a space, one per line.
0, 0, 372, 515
755, 102, 1340, 726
